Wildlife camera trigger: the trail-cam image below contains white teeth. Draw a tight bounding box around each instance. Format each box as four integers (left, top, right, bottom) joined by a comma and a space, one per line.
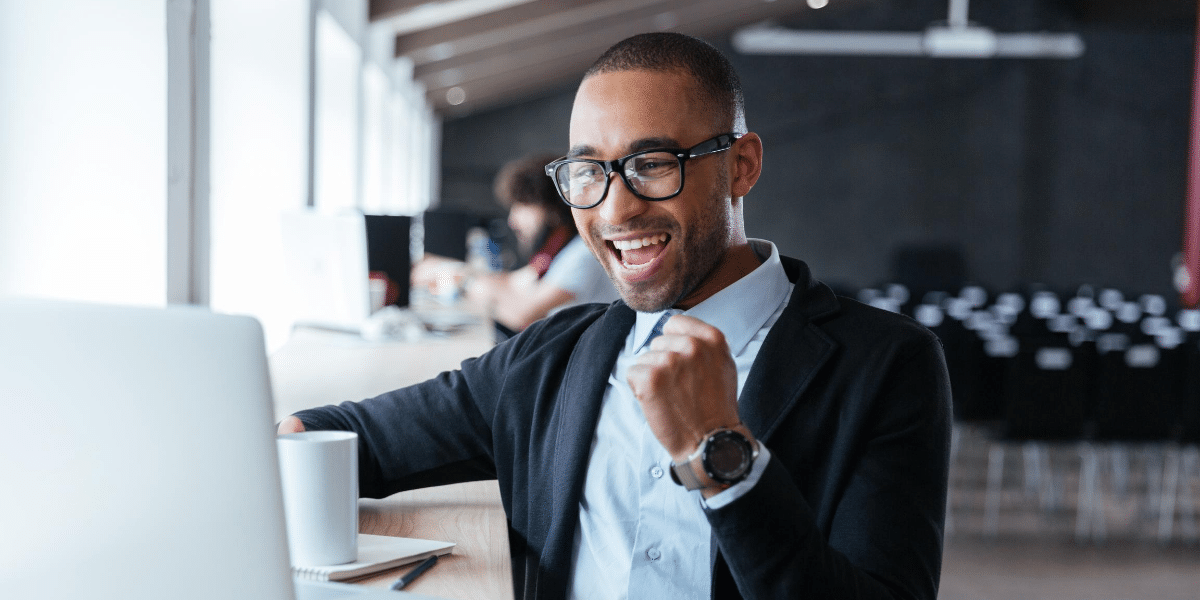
611, 233, 667, 251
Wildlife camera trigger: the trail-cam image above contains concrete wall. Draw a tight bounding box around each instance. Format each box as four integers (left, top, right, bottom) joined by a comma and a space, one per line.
439, 1, 1195, 300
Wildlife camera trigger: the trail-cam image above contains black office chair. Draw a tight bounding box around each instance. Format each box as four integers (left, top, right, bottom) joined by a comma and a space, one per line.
1081, 328, 1184, 542
1158, 321, 1200, 544
984, 333, 1091, 538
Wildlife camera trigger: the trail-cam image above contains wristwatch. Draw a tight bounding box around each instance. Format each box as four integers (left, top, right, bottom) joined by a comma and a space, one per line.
670, 427, 759, 491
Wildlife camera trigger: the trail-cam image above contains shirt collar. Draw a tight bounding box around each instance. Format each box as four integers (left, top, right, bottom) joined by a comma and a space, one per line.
632, 240, 790, 356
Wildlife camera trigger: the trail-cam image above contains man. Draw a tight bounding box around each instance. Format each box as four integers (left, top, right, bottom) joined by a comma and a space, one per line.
413, 153, 619, 336
281, 32, 951, 599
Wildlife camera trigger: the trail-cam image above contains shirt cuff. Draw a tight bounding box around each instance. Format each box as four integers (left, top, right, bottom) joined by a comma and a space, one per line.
699, 444, 772, 510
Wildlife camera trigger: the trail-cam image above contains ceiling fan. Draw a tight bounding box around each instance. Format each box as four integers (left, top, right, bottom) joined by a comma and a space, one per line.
731, 0, 1085, 59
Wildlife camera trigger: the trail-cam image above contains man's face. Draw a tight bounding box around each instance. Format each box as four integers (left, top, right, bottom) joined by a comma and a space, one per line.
568, 69, 739, 312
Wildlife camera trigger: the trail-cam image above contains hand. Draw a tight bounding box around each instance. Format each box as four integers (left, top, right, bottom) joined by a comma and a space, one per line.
626, 315, 743, 463
411, 256, 469, 296
277, 415, 306, 435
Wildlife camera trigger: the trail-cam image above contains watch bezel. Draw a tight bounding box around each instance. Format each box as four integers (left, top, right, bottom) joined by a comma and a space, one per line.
701, 429, 755, 484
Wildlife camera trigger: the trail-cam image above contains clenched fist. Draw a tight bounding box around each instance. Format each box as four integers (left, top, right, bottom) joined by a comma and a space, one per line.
626, 314, 744, 463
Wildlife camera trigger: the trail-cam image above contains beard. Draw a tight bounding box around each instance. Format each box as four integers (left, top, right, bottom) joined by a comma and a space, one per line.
590, 184, 732, 313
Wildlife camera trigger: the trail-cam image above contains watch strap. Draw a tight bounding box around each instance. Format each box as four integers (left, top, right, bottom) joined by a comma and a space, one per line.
669, 454, 713, 491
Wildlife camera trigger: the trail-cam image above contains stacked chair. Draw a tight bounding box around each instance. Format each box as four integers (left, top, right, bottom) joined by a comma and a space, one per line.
853, 282, 1199, 543
1158, 310, 1200, 542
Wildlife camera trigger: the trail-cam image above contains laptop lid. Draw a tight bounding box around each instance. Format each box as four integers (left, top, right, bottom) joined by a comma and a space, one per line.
282, 209, 373, 332
0, 299, 296, 600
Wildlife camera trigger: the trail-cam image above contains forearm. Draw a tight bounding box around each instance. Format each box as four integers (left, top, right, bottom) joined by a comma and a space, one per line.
293, 366, 501, 499
468, 268, 574, 331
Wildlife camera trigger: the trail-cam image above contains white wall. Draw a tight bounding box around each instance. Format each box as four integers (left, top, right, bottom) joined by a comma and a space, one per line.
208, 0, 313, 347
313, 10, 362, 211
0, 0, 438, 346
0, 1, 168, 305
361, 63, 390, 214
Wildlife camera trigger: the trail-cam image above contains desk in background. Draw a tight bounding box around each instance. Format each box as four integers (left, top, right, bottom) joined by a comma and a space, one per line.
270, 324, 509, 600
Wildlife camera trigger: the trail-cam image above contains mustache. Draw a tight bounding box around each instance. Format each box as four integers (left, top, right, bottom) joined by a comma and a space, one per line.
590, 216, 679, 239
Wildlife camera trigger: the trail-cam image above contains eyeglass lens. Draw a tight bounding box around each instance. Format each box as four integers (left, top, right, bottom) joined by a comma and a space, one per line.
554, 150, 683, 208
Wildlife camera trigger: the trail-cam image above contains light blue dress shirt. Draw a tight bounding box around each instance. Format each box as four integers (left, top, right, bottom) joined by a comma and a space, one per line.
543, 236, 621, 308
567, 240, 794, 600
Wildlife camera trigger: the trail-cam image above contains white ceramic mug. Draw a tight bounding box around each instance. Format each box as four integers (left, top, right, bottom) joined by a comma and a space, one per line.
276, 431, 359, 567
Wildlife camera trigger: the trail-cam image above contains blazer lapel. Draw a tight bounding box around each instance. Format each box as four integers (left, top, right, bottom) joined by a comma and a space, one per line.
738, 257, 840, 443
539, 302, 636, 593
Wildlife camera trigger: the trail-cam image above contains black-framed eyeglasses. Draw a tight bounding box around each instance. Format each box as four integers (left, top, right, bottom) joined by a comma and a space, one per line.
544, 132, 743, 209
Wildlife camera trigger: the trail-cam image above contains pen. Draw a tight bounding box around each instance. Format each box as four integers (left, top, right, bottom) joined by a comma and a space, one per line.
390, 555, 438, 591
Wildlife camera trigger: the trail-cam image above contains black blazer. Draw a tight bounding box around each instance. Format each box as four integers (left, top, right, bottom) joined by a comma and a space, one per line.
297, 256, 952, 600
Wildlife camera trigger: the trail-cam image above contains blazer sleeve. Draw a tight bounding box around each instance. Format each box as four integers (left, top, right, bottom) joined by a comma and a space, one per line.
291, 332, 523, 499
706, 336, 952, 600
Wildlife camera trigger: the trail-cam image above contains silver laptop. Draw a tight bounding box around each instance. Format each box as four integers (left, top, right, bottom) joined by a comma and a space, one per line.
0, 298, 442, 600
280, 209, 480, 341
281, 209, 376, 333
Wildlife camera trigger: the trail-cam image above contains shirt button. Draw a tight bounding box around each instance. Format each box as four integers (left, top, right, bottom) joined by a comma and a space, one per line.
650, 466, 665, 479
646, 548, 661, 561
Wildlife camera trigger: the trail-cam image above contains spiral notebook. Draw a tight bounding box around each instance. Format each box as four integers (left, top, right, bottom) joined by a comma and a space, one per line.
293, 534, 455, 582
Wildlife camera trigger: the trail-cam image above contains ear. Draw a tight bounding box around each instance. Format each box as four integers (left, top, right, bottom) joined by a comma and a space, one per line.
729, 133, 763, 199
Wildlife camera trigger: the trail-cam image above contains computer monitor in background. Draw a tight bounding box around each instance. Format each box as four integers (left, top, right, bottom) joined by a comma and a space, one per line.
364, 214, 412, 310
420, 208, 474, 261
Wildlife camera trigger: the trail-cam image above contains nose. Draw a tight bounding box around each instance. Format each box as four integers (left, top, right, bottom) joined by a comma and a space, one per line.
596, 172, 647, 225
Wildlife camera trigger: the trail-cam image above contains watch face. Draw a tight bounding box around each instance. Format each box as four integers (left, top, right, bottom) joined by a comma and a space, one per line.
704, 431, 752, 483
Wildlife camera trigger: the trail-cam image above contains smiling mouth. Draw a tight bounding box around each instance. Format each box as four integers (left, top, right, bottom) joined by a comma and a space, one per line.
609, 233, 669, 268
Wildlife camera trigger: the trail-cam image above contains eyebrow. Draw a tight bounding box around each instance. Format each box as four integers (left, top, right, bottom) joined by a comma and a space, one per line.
566, 136, 684, 160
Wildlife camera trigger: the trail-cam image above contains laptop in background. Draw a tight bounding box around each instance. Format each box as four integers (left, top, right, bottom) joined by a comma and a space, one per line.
281, 209, 376, 333
0, 298, 441, 600
282, 210, 479, 340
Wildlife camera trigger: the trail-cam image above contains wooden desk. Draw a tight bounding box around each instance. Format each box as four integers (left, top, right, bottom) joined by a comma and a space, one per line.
270, 326, 493, 414
270, 324, 511, 600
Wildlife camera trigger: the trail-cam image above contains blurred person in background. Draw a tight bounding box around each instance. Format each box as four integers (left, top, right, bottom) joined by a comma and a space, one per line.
414, 153, 619, 338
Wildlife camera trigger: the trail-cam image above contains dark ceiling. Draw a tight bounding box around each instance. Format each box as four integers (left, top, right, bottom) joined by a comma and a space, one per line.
369, 0, 858, 116
368, 0, 1195, 118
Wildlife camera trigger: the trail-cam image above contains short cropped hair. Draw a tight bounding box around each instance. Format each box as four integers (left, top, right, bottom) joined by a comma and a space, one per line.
493, 153, 575, 231
584, 32, 746, 133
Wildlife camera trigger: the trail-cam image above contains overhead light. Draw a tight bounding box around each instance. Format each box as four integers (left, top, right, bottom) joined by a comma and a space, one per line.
732, 0, 1084, 59
924, 25, 996, 57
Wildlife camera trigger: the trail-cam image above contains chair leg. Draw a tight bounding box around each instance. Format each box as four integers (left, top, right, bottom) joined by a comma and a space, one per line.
985, 443, 1005, 538
1145, 445, 1164, 525
1111, 444, 1129, 502
1040, 444, 1060, 511
1023, 442, 1042, 499
1158, 445, 1181, 544
1077, 443, 1106, 543
1095, 447, 1108, 543
945, 424, 961, 536
1181, 447, 1199, 543
1076, 444, 1094, 542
